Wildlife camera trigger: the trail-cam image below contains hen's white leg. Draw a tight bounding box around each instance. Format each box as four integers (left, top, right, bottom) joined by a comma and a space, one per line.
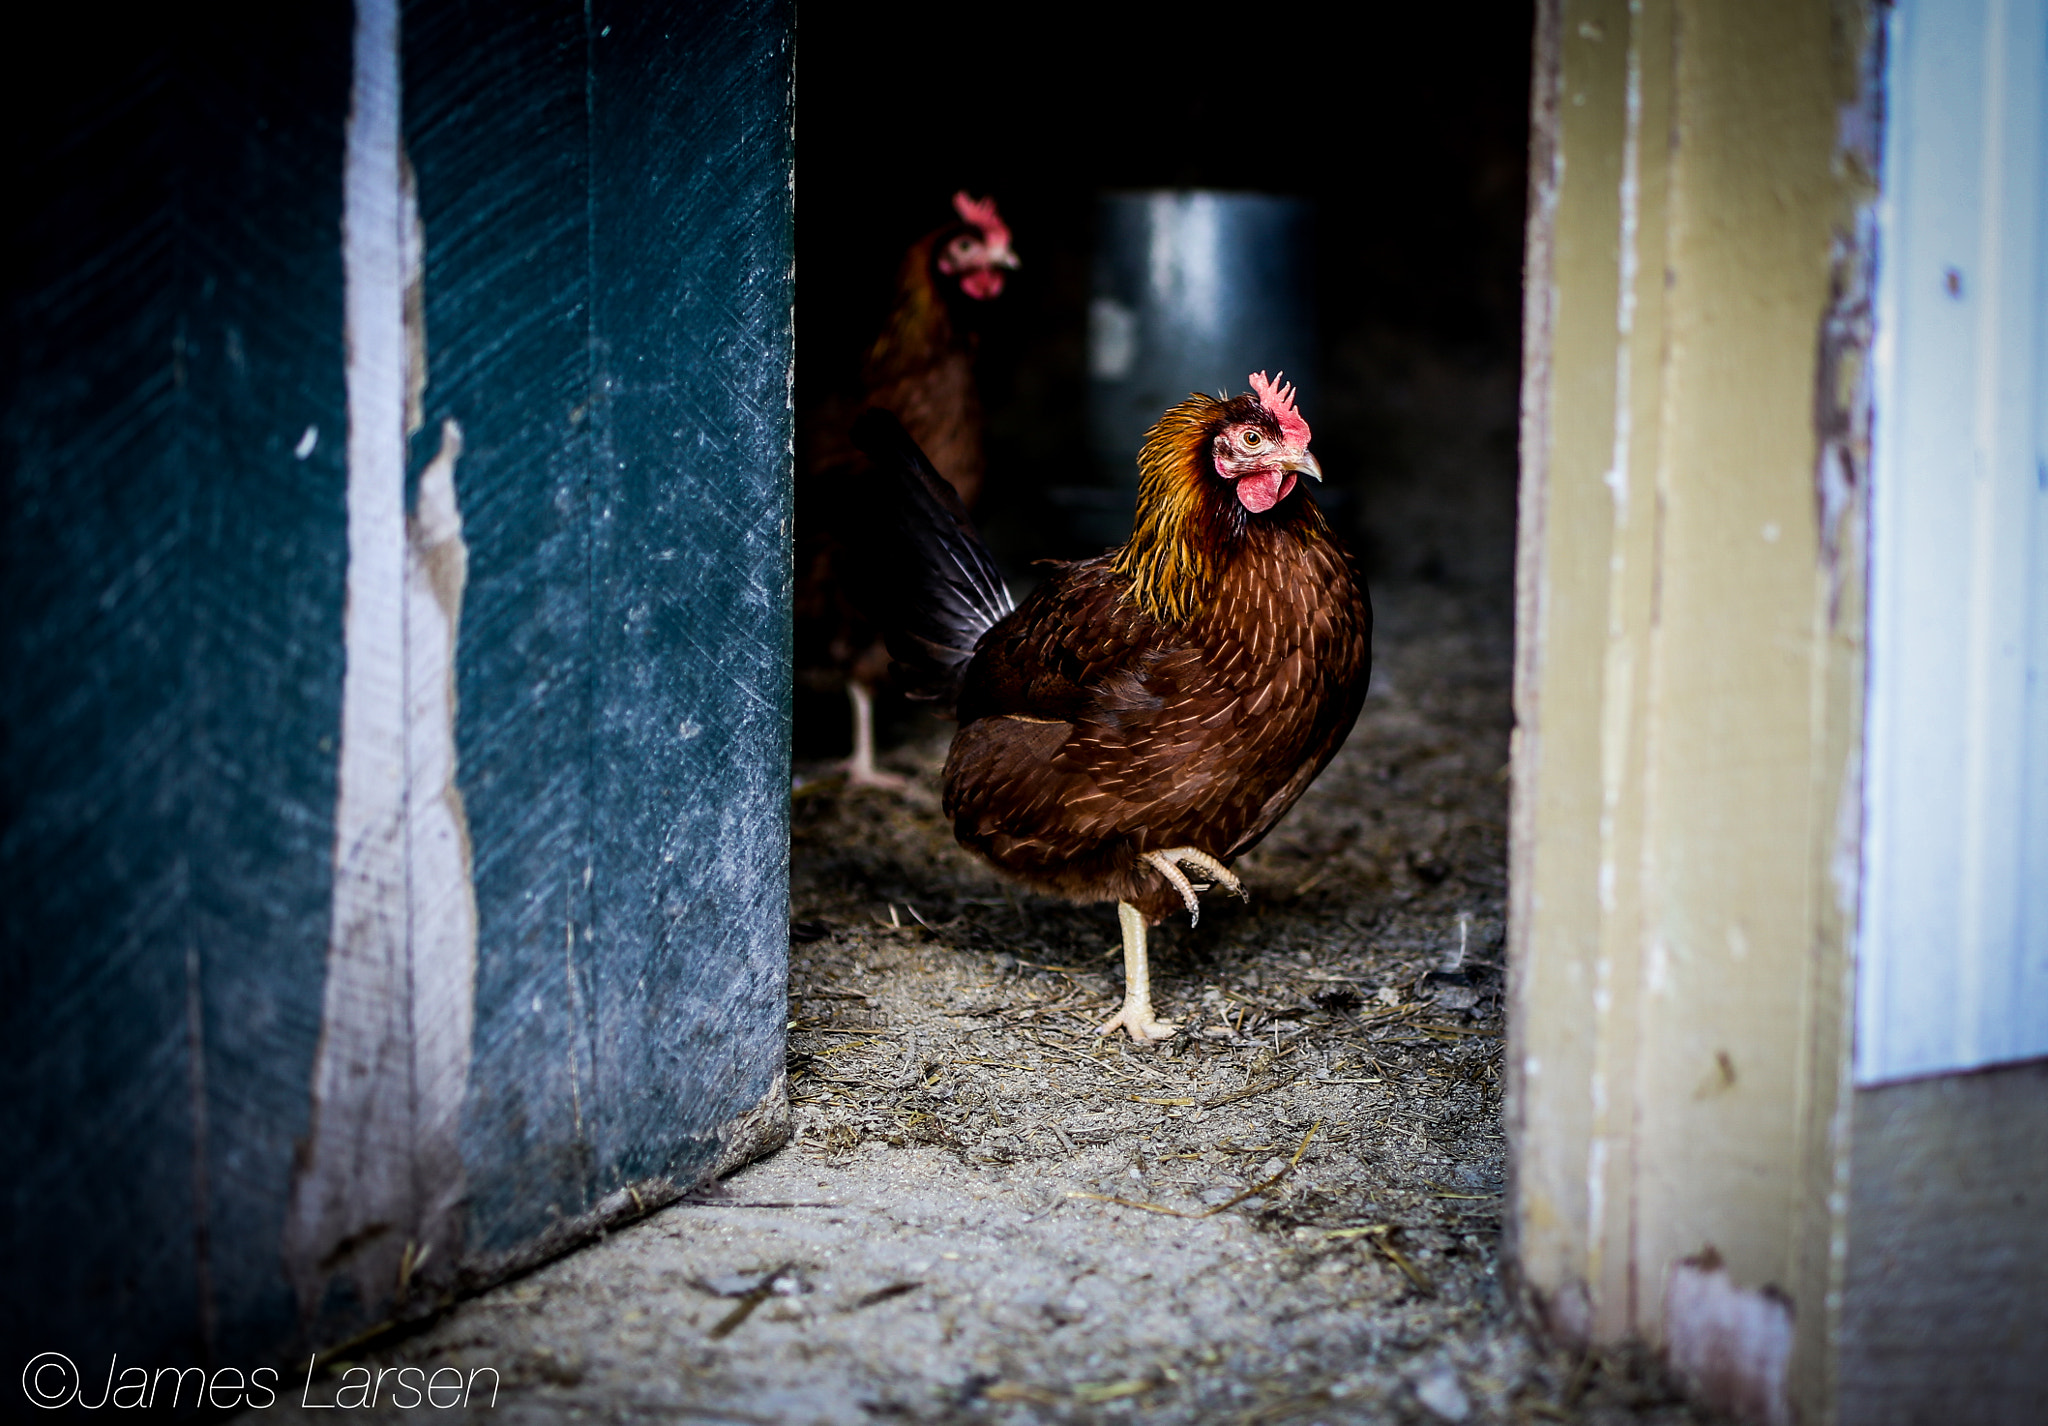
841, 680, 908, 790
1142, 847, 1248, 927
1098, 901, 1177, 1044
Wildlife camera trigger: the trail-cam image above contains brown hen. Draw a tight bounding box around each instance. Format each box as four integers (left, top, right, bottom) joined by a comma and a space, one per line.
843, 373, 1371, 1041
797, 193, 1018, 787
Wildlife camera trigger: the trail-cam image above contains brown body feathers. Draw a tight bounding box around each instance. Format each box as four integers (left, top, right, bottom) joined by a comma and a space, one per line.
796, 196, 1018, 752
849, 230, 989, 506
940, 390, 1372, 923
804, 194, 1016, 506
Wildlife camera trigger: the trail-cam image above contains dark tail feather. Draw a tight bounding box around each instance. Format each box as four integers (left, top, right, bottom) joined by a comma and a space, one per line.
834, 407, 1014, 708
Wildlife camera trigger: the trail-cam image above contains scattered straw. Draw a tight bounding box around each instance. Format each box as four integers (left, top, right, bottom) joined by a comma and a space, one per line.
705, 1263, 794, 1340
1068, 1122, 1319, 1218
1239, 1387, 1335, 1425
850, 1281, 921, 1310
1200, 1076, 1298, 1109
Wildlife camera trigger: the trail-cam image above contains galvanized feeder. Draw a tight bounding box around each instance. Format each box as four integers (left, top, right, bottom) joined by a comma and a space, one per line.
1078, 191, 1317, 545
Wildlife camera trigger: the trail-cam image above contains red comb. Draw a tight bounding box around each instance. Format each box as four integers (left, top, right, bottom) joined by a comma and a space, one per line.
952, 191, 1011, 250
1249, 371, 1311, 446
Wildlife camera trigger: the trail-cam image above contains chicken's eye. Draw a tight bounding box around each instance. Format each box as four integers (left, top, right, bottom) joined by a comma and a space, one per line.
1241, 430, 1263, 448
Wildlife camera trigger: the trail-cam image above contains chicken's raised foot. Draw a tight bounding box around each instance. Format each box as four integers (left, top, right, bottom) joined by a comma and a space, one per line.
1098, 901, 1178, 1044
1163, 847, 1248, 901
1141, 847, 1248, 928
1142, 852, 1202, 922
839, 680, 909, 791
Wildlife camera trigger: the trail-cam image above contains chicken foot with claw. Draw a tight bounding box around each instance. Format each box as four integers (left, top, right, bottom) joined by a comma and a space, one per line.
1141, 847, 1247, 928
1099, 850, 1248, 1043
1099, 901, 1179, 1044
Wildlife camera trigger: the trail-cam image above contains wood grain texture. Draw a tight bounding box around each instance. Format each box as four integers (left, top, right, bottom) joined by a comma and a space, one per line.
4, 0, 793, 1370
405, 0, 795, 1253
1, 8, 354, 1366
404, 0, 601, 1256
285, 0, 474, 1339
1508, 11, 1878, 1421
583, 0, 794, 1193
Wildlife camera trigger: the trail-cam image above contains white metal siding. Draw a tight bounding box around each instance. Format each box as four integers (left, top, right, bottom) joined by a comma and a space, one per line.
1862, 0, 2048, 1084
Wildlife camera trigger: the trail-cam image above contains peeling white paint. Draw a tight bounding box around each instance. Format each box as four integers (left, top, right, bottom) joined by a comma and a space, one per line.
285, 0, 475, 1325
1665, 1251, 1793, 1426
1600, 12, 1645, 526
404, 417, 475, 1276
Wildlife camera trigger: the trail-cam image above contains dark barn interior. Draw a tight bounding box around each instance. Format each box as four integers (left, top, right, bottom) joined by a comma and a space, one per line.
9, 2, 2038, 1417
793, 0, 1532, 763
3, 2, 1727, 1418
455, 9, 1718, 1418
586, 5, 1716, 1421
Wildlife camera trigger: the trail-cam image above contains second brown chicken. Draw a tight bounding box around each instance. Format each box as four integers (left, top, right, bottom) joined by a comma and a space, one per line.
799, 192, 1018, 788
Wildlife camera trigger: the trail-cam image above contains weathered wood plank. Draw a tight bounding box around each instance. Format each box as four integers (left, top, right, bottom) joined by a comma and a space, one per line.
584, 0, 794, 1187
180, 15, 356, 1364
1, 8, 353, 1366
401, 0, 795, 1257
4, 0, 793, 1371
404, 0, 603, 1260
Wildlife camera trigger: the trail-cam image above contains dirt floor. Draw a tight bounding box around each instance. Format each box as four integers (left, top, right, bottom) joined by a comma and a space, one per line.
252, 582, 1717, 1426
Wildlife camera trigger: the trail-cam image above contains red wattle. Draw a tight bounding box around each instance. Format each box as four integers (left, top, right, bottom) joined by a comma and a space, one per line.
959, 270, 1005, 300
1235, 471, 1295, 513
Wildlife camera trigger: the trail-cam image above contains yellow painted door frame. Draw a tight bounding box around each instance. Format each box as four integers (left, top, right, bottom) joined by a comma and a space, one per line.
1509, 1, 1878, 1420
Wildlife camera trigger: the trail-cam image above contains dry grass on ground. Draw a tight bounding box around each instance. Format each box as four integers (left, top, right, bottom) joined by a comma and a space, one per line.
250, 583, 1717, 1426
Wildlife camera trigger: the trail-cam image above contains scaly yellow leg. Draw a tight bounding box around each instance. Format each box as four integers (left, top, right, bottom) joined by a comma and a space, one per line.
1098, 901, 1178, 1044
841, 681, 908, 790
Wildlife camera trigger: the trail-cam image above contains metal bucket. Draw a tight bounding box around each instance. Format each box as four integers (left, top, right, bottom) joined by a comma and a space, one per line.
1077, 191, 1317, 543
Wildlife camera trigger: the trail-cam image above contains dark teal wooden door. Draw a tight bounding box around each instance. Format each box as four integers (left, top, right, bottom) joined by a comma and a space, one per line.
3, 0, 793, 1377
